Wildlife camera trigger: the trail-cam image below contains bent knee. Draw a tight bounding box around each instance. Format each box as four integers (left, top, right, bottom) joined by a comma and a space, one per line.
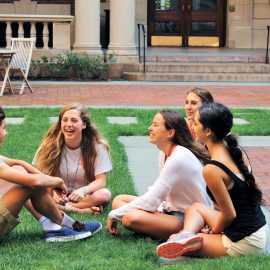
122, 210, 142, 228
98, 188, 111, 203
112, 194, 125, 209
12, 165, 27, 172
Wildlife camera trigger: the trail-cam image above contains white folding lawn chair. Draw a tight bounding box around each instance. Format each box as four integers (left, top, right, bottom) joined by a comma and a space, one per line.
5, 38, 35, 95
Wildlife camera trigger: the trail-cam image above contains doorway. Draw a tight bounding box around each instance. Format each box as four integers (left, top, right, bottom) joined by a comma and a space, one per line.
147, 0, 226, 47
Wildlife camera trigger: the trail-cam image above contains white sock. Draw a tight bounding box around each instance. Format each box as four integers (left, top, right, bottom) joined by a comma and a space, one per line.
60, 212, 75, 229
39, 216, 62, 231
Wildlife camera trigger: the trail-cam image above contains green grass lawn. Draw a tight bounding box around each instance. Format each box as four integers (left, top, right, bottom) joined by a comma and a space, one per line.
0, 108, 270, 270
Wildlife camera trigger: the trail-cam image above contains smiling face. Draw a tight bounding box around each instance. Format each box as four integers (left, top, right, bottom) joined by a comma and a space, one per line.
0, 118, 7, 145
185, 92, 203, 121
61, 109, 86, 148
148, 113, 173, 147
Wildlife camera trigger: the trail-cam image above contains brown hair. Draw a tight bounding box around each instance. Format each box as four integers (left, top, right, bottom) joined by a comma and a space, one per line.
159, 110, 210, 161
186, 87, 214, 104
34, 103, 109, 183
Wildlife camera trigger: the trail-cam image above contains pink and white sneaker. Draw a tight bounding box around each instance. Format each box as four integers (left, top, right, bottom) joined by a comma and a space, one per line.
157, 232, 203, 259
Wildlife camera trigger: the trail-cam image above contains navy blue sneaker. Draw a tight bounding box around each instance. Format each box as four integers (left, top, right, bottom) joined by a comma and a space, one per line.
44, 227, 92, 242
72, 221, 102, 235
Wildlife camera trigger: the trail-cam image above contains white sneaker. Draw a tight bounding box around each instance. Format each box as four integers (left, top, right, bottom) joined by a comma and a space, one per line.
157, 232, 203, 259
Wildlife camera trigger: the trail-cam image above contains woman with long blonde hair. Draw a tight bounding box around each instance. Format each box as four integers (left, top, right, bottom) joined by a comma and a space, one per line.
33, 103, 112, 214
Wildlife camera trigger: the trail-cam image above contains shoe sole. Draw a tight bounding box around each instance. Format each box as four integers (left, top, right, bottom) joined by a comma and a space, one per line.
91, 222, 102, 235
157, 236, 203, 259
45, 231, 92, 242
159, 255, 197, 265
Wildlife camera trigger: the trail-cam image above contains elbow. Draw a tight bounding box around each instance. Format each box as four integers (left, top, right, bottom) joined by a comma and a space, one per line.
228, 209, 237, 221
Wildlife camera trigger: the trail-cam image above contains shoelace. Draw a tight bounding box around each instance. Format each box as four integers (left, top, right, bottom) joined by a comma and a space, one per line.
72, 220, 86, 231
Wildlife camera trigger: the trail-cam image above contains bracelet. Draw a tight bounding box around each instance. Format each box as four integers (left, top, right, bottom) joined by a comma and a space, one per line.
82, 186, 88, 196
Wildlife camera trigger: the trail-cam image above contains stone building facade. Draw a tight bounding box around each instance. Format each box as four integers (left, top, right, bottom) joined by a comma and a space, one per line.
0, 0, 269, 61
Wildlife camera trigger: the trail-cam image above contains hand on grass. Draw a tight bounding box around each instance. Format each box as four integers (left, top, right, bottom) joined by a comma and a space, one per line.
106, 217, 120, 235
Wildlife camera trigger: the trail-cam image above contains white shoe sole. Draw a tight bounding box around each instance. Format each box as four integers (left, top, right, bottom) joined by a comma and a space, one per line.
45, 231, 92, 242
92, 222, 102, 235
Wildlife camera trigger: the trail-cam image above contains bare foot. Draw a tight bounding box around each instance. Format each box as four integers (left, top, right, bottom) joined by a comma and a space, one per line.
58, 203, 94, 214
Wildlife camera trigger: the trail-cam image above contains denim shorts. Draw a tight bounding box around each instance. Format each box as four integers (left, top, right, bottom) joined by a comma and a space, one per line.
166, 211, 185, 224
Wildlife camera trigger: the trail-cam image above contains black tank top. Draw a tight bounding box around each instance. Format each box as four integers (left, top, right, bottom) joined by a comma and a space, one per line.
206, 160, 266, 242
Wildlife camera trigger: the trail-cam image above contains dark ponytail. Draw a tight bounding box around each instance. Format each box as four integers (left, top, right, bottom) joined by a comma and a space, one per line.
225, 133, 263, 205
199, 103, 264, 205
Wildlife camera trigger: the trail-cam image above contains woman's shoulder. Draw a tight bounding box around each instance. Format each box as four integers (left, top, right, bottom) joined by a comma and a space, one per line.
95, 142, 109, 155
173, 145, 198, 160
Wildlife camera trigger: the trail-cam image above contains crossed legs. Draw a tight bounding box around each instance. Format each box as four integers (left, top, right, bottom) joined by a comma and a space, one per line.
112, 194, 182, 240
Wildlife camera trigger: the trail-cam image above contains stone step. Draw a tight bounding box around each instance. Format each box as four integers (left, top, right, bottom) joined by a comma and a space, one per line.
142, 55, 266, 63
123, 63, 270, 74
123, 72, 270, 82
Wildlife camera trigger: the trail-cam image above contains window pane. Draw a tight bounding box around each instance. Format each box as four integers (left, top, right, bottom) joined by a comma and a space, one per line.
155, 0, 179, 11
191, 22, 216, 35
192, 0, 216, 11
155, 21, 179, 35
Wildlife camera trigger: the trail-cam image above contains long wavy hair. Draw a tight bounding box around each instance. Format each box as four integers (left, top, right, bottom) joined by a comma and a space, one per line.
34, 103, 109, 183
198, 103, 263, 204
159, 110, 210, 162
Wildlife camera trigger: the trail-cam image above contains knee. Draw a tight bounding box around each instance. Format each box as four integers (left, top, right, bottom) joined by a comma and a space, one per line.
112, 195, 124, 209
97, 188, 111, 204
12, 165, 27, 172
122, 210, 141, 228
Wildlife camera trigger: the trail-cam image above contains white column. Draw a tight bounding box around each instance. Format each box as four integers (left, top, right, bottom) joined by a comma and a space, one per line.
108, 0, 137, 58
73, 0, 102, 54
18, 22, 24, 38
43, 22, 49, 50
30, 22, 37, 49
6, 22, 12, 48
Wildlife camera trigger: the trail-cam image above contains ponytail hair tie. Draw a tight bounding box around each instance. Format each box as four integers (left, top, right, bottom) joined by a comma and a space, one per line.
226, 132, 231, 138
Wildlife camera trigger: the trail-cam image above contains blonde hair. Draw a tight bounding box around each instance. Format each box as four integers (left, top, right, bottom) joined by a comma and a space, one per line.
34, 103, 109, 183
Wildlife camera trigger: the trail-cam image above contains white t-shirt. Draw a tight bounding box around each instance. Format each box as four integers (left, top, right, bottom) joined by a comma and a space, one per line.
109, 145, 213, 222
57, 143, 112, 193
33, 143, 112, 194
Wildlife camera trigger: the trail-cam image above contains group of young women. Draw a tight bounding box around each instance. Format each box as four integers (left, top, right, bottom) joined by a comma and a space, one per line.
0, 88, 268, 260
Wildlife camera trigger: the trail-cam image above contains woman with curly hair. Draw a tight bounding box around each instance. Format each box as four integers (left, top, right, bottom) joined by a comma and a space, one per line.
33, 103, 112, 215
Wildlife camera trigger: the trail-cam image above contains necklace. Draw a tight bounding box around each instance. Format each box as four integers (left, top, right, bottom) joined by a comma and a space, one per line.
64, 147, 81, 195
165, 144, 176, 163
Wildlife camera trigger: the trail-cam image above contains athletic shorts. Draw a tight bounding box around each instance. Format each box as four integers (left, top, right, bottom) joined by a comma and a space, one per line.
222, 224, 269, 256
0, 198, 20, 239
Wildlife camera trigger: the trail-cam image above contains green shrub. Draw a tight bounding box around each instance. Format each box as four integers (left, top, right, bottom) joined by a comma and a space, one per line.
29, 51, 113, 80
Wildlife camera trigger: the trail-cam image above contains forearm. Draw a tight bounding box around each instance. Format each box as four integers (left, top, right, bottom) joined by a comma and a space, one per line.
84, 178, 106, 194
8, 159, 41, 174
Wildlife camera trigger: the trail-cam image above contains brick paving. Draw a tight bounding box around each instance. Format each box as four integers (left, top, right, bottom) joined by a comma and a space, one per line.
0, 83, 270, 107
0, 81, 270, 210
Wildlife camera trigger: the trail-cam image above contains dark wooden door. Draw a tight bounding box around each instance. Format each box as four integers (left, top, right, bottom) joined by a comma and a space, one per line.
147, 0, 226, 47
